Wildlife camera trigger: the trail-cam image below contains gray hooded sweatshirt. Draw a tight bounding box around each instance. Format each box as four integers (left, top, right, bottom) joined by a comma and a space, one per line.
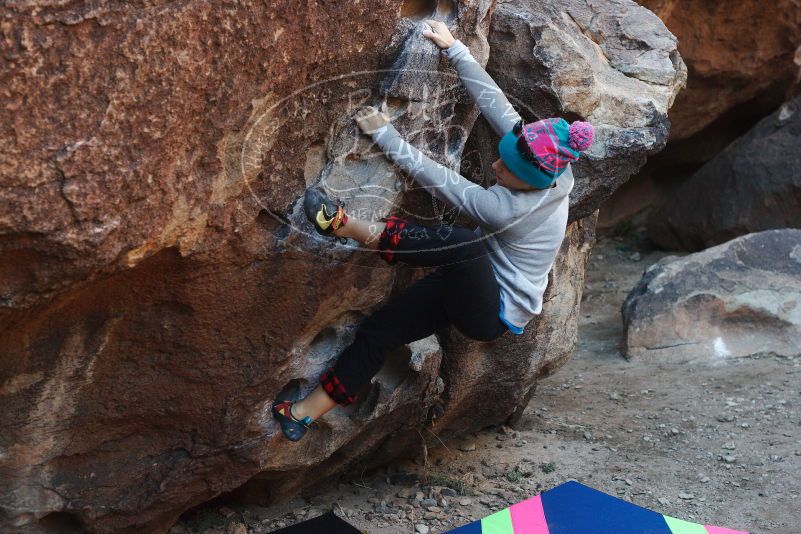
370, 39, 574, 334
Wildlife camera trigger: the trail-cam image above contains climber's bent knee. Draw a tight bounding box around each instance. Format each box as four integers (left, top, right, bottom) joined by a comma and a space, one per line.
376, 215, 410, 264
376, 217, 486, 267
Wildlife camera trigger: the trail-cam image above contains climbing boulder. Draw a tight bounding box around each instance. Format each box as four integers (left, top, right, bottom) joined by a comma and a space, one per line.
647, 96, 801, 251
465, 0, 687, 221
622, 229, 801, 362
0, 0, 683, 532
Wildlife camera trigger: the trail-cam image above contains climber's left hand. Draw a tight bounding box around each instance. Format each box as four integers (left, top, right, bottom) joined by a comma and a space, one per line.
355, 103, 391, 135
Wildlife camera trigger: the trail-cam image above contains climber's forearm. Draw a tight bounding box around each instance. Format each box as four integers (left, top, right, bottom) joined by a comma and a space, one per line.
371, 123, 468, 206
442, 40, 522, 136
371, 123, 514, 231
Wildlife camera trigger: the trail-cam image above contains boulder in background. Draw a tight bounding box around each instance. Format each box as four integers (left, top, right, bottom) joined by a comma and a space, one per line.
622, 229, 801, 362
647, 96, 801, 251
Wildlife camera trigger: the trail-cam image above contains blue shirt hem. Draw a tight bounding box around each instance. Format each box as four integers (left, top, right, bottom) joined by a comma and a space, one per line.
499, 294, 525, 335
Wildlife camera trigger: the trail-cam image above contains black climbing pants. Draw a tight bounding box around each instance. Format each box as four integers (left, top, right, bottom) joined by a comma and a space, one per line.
319, 216, 508, 406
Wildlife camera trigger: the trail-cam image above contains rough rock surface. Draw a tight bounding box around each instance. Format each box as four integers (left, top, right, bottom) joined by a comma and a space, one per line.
598, 0, 801, 230
638, 0, 801, 141
464, 0, 686, 221
647, 96, 801, 251
622, 229, 801, 362
0, 1, 683, 532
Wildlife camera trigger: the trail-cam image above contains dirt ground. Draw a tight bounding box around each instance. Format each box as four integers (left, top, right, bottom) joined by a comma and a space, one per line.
173, 229, 801, 534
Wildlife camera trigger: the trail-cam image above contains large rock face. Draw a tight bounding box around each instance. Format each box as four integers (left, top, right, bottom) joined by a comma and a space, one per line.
0, 1, 683, 532
598, 0, 801, 230
647, 96, 801, 251
638, 0, 801, 142
622, 229, 801, 362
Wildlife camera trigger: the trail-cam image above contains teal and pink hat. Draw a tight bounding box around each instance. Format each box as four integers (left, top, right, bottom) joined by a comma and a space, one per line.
498, 118, 594, 189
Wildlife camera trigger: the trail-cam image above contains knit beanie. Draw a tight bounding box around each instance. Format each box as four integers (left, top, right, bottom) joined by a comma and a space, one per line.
498, 118, 595, 189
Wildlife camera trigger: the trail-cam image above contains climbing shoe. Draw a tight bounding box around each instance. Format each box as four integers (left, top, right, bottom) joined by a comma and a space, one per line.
304, 188, 348, 239
271, 399, 316, 442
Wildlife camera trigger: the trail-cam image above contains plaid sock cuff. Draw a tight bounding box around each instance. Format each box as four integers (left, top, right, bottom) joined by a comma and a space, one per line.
377, 215, 408, 265
319, 368, 357, 406
333, 208, 348, 231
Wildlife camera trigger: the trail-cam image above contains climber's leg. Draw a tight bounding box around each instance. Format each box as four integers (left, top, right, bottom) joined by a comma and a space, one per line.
304, 187, 386, 249
291, 199, 506, 428
292, 269, 449, 418
333, 217, 385, 250
284, 384, 336, 422
376, 216, 483, 267
377, 216, 508, 342
295, 218, 507, 421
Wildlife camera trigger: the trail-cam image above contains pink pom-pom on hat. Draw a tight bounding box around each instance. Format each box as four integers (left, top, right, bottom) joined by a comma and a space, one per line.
568, 121, 594, 152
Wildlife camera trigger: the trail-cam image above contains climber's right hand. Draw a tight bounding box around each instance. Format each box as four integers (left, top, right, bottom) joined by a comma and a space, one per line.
422, 19, 456, 49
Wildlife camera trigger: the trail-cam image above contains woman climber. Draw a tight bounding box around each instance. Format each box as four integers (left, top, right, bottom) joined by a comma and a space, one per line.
272, 20, 594, 441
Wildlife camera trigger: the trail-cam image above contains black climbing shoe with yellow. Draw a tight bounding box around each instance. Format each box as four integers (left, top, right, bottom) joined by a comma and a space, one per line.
304, 188, 348, 238
272, 399, 316, 442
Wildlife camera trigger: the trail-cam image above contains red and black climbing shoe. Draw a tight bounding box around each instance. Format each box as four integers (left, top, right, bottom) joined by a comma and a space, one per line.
304, 188, 348, 239
272, 399, 316, 442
